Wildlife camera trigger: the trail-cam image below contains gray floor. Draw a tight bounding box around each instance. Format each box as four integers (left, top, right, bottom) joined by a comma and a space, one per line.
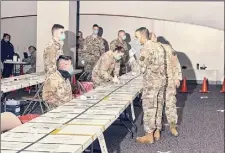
3, 85, 224, 153
103, 85, 224, 153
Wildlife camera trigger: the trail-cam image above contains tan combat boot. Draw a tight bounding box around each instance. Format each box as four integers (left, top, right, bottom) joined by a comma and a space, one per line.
154, 129, 161, 141
170, 124, 179, 137
136, 132, 154, 144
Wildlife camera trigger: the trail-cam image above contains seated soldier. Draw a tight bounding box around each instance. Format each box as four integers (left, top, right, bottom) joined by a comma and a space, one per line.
92, 46, 125, 87
42, 55, 73, 109
1, 112, 22, 133
23, 46, 37, 74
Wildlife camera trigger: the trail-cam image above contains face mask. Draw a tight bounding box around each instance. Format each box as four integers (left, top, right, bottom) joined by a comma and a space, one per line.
4, 39, 9, 42
136, 38, 141, 45
59, 33, 66, 41
68, 66, 74, 75
93, 30, 99, 35
122, 35, 126, 40
114, 55, 122, 61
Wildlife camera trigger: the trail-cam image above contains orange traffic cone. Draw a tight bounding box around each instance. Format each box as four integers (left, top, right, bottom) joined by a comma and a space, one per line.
180, 77, 188, 93
200, 77, 209, 93
220, 78, 225, 93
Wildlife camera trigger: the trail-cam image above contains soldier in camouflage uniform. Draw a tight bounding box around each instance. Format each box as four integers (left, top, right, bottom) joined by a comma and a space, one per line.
80, 24, 105, 73
135, 27, 167, 144
23, 46, 36, 74
43, 24, 65, 76
92, 46, 124, 87
150, 33, 182, 137
42, 55, 73, 110
110, 30, 129, 75
76, 31, 85, 67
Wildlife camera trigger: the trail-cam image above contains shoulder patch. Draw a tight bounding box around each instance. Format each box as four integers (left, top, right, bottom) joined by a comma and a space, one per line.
140, 56, 145, 61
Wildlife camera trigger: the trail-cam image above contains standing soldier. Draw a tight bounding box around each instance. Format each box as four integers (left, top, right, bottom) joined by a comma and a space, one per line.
23, 46, 37, 74
43, 24, 65, 76
135, 27, 166, 144
76, 31, 85, 67
150, 33, 182, 137
110, 30, 129, 75
92, 46, 124, 87
81, 24, 105, 74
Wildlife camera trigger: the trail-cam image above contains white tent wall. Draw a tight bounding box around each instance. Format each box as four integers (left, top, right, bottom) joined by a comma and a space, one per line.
79, 1, 224, 83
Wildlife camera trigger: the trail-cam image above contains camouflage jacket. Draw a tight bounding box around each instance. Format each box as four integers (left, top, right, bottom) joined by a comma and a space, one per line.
42, 70, 72, 108
43, 39, 64, 76
92, 50, 120, 86
23, 50, 36, 74
159, 43, 182, 81
139, 40, 166, 85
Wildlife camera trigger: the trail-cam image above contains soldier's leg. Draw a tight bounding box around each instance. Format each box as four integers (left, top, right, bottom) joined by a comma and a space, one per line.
154, 85, 165, 140
136, 87, 159, 144
165, 85, 179, 136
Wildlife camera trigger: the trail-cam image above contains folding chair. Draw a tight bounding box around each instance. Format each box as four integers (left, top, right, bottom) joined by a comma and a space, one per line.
22, 83, 50, 115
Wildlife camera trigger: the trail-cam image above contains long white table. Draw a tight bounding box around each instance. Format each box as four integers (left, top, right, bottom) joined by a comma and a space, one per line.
1, 69, 83, 93
1, 73, 143, 153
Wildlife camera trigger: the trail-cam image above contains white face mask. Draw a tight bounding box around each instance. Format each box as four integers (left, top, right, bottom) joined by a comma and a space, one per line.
4, 39, 9, 42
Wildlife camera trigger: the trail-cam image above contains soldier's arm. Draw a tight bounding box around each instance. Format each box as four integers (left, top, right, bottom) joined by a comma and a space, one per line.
23, 57, 31, 63
99, 58, 113, 81
80, 38, 88, 61
110, 40, 116, 51
30, 52, 36, 66
171, 49, 182, 80
113, 61, 121, 77
138, 49, 151, 73
122, 43, 129, 64
99, 39, 105, 55
44, 46, 57, 75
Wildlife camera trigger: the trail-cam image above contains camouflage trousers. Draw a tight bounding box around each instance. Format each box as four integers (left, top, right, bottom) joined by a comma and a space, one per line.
165, 83, 178, 126
92, 71, 109, 88
142, 80, 166, 133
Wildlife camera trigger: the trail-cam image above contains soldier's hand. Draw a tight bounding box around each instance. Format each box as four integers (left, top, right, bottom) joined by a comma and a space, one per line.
112, 76, 120, 84
128, 56, 135, 65
175, 80, 180, 88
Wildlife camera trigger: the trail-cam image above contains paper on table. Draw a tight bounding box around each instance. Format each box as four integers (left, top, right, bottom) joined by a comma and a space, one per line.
68, 118, 110, 127
25, 143, 82, 153
0, 150, 19, 153
41, 112, 77, 119
1, 141, 31, 150
50, 107, 86, 114
10, 123, 61, 134
1, 132, 45, 143
29, 116, 71, 124
77, 114, 115, 120
38, 135, 92, 146
55, 125, 103, 136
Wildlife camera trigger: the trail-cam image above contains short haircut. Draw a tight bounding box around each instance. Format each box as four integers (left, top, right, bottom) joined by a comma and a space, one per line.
135, 27, 149, 39
51, 24, 64, 35
28, 46, 36, 51
93, 24, 99, 28
118, 30, 125, 36
114, 46, 125, 53
3, 33, 10, 38
56, 55, 72, 66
